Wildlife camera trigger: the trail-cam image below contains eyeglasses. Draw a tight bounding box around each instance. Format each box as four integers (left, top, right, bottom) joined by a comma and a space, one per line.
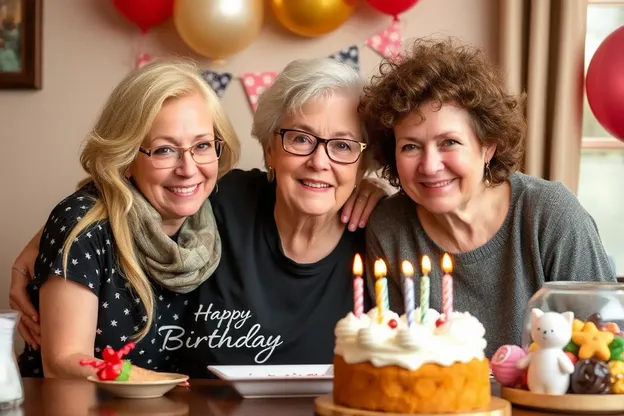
138, 139, 224, 169
276, 129, 367, 165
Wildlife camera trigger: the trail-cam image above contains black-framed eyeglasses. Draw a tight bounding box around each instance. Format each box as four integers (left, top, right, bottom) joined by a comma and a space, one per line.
138, 139, 224, 169
276, 129, 367, 165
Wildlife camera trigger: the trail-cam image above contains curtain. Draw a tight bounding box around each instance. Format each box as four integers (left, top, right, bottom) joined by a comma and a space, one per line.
499, 0, 588, 193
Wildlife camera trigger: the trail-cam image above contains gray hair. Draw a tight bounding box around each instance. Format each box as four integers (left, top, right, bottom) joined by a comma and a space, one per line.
252, 58, 369, 170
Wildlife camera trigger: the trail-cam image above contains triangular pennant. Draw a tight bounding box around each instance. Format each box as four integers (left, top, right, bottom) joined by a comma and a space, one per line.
241, 72, 277, 112
329, 45, 359, 72
366, 21, 403, 61
201, 70, 233, 98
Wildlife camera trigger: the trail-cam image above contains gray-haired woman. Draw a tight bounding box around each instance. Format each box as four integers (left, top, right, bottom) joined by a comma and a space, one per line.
175, 57, 381, 375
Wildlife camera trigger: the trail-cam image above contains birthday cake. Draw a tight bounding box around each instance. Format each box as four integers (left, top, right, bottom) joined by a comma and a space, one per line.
332, 307, 491, 413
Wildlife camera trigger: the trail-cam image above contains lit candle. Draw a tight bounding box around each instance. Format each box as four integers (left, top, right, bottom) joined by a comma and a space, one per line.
353, 254, 364, 318
420, 255, 431, 323
374, 259, 388, 324
441, 253, 454, 320
402, 260, 415, 327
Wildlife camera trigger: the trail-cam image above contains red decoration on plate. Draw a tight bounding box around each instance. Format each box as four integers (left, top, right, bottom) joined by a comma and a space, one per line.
112, 0, 174, 33
80, 342, 136, 381
387, 319, 398, 329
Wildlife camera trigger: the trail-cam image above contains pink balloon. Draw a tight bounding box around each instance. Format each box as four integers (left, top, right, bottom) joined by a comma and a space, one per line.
586, 26, 624, 143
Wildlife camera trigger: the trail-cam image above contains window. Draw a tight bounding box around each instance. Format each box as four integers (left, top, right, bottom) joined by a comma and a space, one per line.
578, 1, 624, 277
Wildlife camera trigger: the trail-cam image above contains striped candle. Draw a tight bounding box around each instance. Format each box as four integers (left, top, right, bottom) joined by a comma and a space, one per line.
353, 254, 364, 318
374, 259, 388, 324
401, 261, 415, 327
383, 281, 390, 311
420, 255, 431, 323
441, 253, 454, 320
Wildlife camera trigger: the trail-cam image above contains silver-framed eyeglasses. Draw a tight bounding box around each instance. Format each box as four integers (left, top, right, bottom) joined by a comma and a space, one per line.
277, 129, 367, 165
138, 139, 224, 169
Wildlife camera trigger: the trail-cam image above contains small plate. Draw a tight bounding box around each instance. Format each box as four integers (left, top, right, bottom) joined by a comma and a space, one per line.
87, 372, 189, 399
207, 364, 333, 398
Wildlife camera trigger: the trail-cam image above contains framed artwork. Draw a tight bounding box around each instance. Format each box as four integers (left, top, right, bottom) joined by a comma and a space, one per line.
0, 0, 41, 89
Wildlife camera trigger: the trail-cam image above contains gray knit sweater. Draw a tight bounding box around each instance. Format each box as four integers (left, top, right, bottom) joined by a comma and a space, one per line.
365, 172, 616, 358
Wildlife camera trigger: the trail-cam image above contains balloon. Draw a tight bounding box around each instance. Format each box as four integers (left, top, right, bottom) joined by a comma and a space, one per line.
112, 0, 174, 33
174, 0, 263, 61
366, 0, 420, 18
271, 0, 356, 38
586, 26, 624, 142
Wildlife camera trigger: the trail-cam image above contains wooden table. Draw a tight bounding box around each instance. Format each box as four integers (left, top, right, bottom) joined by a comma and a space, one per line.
6, 378, 622, 416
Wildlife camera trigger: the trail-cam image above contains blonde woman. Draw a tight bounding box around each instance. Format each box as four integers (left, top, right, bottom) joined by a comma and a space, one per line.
17, 59, 240, 379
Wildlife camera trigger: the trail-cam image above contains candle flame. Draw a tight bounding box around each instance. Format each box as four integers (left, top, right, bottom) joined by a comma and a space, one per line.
374, 259, 387, 278
353, 253, 363, 276
401, 260, 414, 277
421, 255, 431, 274
442, 253, 453, 273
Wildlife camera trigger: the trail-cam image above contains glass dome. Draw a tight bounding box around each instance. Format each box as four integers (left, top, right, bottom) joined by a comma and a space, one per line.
521, 281, 624, 349
492, 282, 624, 397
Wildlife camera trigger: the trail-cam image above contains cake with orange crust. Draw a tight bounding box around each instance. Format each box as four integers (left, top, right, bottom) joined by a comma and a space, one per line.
332, 307, 491, 414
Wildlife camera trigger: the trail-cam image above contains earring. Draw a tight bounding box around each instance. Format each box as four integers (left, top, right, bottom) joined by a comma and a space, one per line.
267, 166, 275, 183
484, 161, 492, 187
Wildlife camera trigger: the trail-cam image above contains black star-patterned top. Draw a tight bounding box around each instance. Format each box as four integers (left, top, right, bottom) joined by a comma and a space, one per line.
175, 170, 373, 378
18, 184, 191, 377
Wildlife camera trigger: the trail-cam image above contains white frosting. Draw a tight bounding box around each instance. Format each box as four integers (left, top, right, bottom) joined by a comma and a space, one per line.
334, 307, 487, 371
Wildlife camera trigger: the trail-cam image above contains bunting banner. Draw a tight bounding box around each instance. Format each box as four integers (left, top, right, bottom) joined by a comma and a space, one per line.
130, 22, 402, 112
329, 45, 359, 71
366, 21, 403, 61
201, 70, 233, 98
241, 71, 278, 112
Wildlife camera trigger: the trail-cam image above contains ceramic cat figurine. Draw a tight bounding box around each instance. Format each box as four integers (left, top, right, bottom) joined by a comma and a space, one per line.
516, 308, 575, 395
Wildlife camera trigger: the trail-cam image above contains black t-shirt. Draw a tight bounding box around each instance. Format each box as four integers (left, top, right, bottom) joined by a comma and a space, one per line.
18, 185, 192, 377
173, 170, 373, 378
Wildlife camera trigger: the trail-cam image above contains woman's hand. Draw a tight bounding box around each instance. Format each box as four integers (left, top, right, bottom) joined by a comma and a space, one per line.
9, 228, 43, 349
341, 177, 395, 231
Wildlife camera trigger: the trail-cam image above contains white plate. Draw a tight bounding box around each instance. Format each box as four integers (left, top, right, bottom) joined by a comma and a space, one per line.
207, 364, 333, 399
87, 372, 189, 399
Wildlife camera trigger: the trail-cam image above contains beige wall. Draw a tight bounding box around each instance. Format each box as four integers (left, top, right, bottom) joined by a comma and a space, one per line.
0, 0, 498, 320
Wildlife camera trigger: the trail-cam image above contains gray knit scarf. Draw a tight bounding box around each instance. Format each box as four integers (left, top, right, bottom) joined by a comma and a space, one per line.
128, 185, 221, 293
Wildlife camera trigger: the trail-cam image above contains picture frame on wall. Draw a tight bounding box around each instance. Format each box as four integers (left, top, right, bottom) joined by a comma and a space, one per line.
0, 0, 41, 89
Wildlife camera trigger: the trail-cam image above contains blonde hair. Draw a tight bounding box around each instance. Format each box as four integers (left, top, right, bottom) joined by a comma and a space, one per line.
61, 59, 240, 341
252, 58, 372, 172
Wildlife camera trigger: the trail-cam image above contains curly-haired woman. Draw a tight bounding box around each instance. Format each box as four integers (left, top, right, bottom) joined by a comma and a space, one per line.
359, 37, 616, 356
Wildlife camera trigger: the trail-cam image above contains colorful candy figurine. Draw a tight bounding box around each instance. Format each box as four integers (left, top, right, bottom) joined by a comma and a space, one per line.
516, 309, 575, 395
80, 342, 136, 381
609, 361, 624, 394
491, 344, 526, 387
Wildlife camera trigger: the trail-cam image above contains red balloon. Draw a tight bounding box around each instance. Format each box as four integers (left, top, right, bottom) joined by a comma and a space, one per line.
366, 0, 420, 18
112, 0, 174, 33
586, 26, 624, 142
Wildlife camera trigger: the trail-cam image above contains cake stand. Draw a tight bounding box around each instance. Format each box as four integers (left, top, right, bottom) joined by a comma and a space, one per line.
314, 395, 511, 416
500, 386, 624, 414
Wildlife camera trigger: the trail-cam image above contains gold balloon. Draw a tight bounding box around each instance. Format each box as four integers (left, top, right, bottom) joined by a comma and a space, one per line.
174, 0, 264, 61
271, 0, 357, 37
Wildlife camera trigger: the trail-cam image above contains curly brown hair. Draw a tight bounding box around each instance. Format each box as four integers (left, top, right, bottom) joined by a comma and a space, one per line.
359, 37, 526, 187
